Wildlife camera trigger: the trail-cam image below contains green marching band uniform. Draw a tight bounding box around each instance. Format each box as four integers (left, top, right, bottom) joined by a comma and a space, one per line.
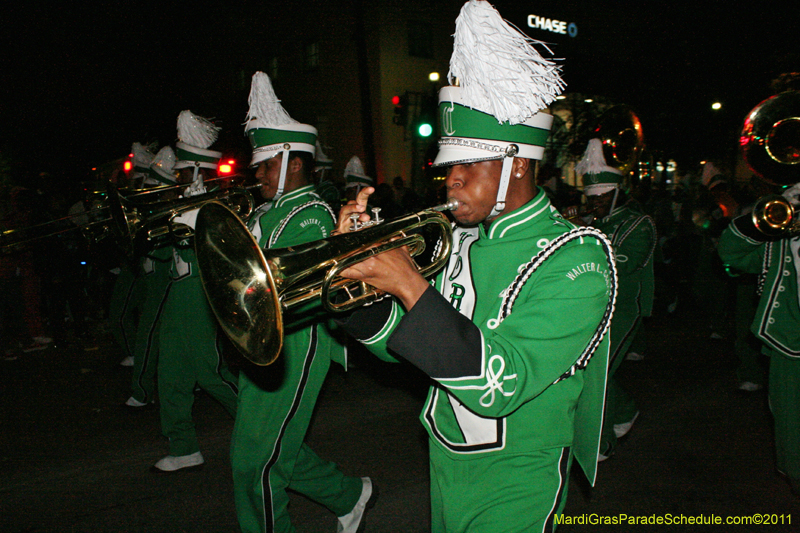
718, 210, 800, 490
153, 112, 238, 471
230, 72, 369, 533
128, 246, 173, 406
125, 144, 178, 408
578, 137, 656, 457
593, 201, 655, 454
337, 2, 617, 530
341, 191, 616, 532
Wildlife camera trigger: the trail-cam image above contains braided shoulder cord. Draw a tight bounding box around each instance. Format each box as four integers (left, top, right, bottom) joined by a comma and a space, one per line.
495, 227, 618, 385
757, 240, 773, 297
268, 200, 337, 248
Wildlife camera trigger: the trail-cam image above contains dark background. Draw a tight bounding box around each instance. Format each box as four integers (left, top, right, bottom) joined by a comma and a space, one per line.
1, 1, 796, 180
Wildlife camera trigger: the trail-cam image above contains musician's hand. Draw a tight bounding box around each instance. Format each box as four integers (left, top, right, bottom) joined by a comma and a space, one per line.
783, 182, 800, 207
340, 245, 429, 311
562, 205, 588, 226
334, 187, 374, 234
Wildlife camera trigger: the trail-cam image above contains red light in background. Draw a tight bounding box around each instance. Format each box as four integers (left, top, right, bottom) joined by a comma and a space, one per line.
123, 161, 133, 172
219, 163, 233, 174
392, 95, 401, 105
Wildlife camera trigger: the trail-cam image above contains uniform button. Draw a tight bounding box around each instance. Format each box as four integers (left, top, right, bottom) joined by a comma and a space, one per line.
537, 238, 550, 248
774, 302, 781, 308
786, 256, 792, 263
769, 318, 775, 324
779, 285, 786, 292
784, 270, 791, 276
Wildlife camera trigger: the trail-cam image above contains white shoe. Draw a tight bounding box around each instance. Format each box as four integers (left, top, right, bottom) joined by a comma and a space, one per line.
124, 396, 148, 407
625, 351, 645, 361
151, 451, 204, 473
738, 381, 763, 392
120, 356, 134, 367
337, 477, 377, 533
613, 411, 640, 438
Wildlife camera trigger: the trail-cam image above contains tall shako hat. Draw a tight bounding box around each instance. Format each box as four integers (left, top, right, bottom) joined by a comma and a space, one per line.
174, 110, 222, 173
131, 142, 158, 185
245, 72, 317, 201
577, 138, 623, 196
435, 0, 564, 218
344, 156, 372, 189
149, 146, 178, 184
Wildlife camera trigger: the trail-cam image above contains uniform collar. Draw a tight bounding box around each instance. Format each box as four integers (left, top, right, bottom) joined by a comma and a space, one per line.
273, 184, 316, 208
482, 188, 551, 240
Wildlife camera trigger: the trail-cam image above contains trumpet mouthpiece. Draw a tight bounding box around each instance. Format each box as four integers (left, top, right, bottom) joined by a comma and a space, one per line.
434, 199, 459, 212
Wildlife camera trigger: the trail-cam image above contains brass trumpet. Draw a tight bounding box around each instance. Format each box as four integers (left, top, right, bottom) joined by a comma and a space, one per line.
751, 194, 800, 238
194, 200, 456, 366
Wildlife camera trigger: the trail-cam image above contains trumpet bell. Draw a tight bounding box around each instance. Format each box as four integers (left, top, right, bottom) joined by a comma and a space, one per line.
195, 201, 283, 365
751, 194, 798, 238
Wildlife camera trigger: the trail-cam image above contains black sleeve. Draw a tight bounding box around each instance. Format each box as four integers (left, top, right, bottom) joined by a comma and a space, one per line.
387, 285, 483, 379
731, 213, 769, 242
334, 297, 394, 341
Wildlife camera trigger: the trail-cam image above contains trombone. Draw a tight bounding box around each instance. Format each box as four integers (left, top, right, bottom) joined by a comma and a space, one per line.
107, 184, 257, 257
194, 199, 457, 366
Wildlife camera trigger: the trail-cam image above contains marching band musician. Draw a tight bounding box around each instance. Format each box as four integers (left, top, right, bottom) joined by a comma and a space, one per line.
151, 111, 239, 473
122, 144, 175, 409
334, 2, 616, 531
109, 142, 159, 370
576, 139, 656, 461
231, 71, 374, 533
718, 170, 800, 497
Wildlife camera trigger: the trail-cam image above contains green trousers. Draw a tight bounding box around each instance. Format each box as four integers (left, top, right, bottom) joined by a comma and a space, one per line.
429, 445, 572, 533
231, 324, 362, 533
108, 263, 142, 360
157, 276, 237, 456
129, 270, 171, 404
600, 297, 641, 455
769, 350, 800, 482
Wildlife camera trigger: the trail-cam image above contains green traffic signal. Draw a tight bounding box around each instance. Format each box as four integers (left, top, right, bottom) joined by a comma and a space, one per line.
418, 122, 433, 137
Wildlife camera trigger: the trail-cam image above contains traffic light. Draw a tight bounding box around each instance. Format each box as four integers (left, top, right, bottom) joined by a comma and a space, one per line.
392, 93, 408, 127
414, 94, 436, 138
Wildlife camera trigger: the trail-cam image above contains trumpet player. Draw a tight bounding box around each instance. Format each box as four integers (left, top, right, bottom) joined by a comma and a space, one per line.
334, 2, 615, 531
576, 138, 656, 461
231, 72, 374, 533
718, 179, 800, 496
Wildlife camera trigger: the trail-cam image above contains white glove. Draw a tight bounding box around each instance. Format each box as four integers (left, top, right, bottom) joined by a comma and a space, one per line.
781, 182, 800, 206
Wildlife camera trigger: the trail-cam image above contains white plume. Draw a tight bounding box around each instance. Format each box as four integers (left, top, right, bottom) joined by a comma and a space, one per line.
575, 139, 620, 176
176, 110, 220, 149
245, 72, 298, 130
344, 155, 365, 177
448, 0, 565, 124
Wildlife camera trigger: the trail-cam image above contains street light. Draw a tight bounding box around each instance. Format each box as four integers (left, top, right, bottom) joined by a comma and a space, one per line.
428, 72, 440, 83
711, 102, 722, 110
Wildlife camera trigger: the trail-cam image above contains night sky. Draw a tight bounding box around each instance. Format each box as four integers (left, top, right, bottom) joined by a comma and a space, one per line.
1, 1, 796, 184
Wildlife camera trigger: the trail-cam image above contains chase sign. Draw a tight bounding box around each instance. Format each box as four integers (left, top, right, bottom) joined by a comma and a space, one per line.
527, 14, 578, 38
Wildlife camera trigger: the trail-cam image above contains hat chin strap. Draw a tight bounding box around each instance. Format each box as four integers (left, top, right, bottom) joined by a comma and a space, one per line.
274, 145, 291, 202
489, 145, 519, 219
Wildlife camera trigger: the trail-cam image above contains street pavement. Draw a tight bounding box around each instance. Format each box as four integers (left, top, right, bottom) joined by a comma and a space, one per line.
2, 300, 799, 532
